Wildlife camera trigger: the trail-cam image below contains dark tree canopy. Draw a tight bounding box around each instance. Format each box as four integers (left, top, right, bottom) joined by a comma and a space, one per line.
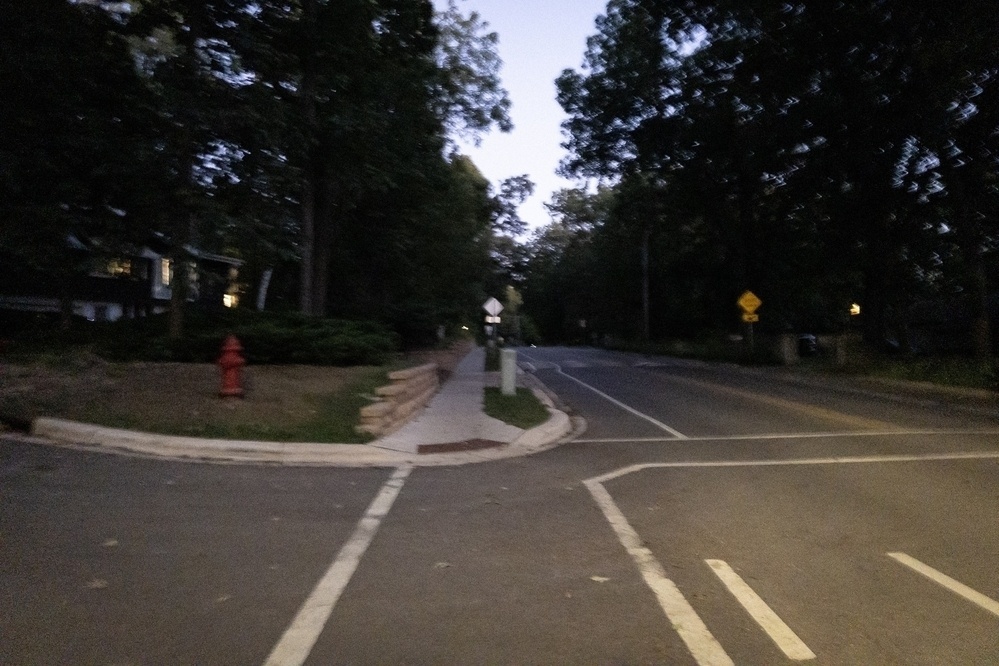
537, 0, 999, 354
1, 0, 516, 345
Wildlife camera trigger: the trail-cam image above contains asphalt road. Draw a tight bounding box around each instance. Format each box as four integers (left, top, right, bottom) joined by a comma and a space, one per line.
3, 345, 999, 665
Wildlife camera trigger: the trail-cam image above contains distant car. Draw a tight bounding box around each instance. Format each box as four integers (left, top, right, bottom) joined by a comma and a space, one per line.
798, 334, 818, 356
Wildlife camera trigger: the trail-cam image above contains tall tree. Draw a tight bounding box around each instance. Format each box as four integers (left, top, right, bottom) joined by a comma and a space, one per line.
556, 0, 999, 350
239, 0, 512, 317
125, 0, 250, 338
0, 0, 154, 328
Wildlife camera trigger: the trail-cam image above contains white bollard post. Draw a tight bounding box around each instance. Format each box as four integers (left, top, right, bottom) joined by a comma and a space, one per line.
500, 348, 516, 396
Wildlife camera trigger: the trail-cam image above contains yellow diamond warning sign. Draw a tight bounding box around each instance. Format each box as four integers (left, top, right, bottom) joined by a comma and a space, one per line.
737, 290, 762, 314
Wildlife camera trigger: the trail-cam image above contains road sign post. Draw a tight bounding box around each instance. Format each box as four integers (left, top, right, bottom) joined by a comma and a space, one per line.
483, 297, 504, 347
500, 348, 516, 396
737, 291, 762, 356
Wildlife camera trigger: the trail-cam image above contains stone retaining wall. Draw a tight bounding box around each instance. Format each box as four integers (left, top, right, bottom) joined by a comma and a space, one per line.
356, 363, 439, 438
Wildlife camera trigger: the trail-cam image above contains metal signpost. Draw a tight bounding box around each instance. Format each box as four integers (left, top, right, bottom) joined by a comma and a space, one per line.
483, 297, 516, 395
483, 297, 503, 345
738, 290, 762, 354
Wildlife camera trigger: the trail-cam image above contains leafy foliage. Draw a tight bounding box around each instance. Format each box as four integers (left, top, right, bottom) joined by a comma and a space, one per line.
1, 0, 516, 350
542, 0, 999, 354
93, 310, 398, 365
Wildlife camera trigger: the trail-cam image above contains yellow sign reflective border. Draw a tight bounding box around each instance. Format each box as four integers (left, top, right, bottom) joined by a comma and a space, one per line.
737, 290, 762, 314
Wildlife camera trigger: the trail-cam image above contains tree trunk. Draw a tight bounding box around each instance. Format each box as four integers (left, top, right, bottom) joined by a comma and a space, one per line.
970, 255, 991, 358
59, 295, 73, 332
944, 162, 992, 358
299, 171, 316, 315
168, 224, 190, 341
168, 258, 186, 341
310, 165, 336, 317
862, 199, 893, 348
256, 267, 273, 311
298, 0, 319, 316
640, 227, 650, 341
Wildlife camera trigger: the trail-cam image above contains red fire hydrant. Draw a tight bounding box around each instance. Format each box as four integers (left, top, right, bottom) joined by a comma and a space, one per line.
218, 335, 246, 398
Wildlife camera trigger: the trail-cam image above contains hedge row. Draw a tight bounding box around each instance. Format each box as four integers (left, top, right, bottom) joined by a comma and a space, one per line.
4, 309, 398, 366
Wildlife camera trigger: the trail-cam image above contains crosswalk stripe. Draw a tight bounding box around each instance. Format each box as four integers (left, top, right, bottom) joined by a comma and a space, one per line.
264, 465, 412, 666
888, 552, 999, 618
585, 479, 733, 666
706, 560, 815, 660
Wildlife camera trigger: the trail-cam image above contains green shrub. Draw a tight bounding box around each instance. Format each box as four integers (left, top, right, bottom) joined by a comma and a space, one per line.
89, 310, 398, 365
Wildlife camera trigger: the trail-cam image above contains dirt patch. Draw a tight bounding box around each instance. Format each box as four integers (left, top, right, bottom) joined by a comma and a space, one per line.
0, 339, 476, 441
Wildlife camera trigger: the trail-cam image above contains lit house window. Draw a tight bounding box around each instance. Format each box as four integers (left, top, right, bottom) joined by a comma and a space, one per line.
106, 259, 132, 277
160, 258, 171, 286
223, 293, 238, 308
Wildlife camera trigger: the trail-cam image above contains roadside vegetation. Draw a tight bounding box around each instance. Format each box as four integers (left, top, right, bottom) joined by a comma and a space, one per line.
1, 359, 389, 443
0, 316, 477, 442
832, 355, 997, 391
519, 2, 999, 372
604, 333, 998, 391
482, 387, 550, 430
2, 309, 399, 366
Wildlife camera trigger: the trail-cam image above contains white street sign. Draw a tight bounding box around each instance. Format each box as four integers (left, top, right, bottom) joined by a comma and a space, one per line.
483, 297, 504, 317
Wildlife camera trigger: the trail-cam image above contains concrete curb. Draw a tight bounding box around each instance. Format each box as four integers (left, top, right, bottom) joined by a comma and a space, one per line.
28, 390, 572, 468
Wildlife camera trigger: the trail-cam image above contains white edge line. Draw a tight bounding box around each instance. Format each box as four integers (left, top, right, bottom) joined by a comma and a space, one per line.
887, 552, 999, 618
263, 464, 413, 666
554, 363, 689, 439
585, 479, 733, 666
586, 451, 999, 485
572, 429, 999, 444
519, 351, 687, 439
706, 560, 815, 661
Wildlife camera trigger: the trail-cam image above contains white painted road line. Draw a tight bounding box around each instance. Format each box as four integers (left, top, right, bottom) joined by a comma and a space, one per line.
573, 429, 999, 444
523, 356, 687, 439
264, 465, 413, 666
887, 552, 999, 619
586, 450, 999, 485
585, 479, 733, 666
520, 351, 687, 439
706, 560, 816, 661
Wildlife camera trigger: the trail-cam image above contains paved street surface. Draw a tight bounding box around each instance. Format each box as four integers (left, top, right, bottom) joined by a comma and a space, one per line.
4, 345, 999, 664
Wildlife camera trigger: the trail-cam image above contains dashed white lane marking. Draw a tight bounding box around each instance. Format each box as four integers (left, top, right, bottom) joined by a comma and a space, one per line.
706, 560, 816, 661
264, 465, 413, 666
520, 352, 687, 439
584, 479, 733, 666
887, 552, 999, 618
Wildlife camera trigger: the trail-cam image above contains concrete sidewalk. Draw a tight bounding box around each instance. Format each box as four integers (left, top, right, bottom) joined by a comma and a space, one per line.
29, 346, 572, 467
374, 346, 524, 454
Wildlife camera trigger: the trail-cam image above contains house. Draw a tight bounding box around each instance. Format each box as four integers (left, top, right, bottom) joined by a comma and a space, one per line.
0, 235, 242, 323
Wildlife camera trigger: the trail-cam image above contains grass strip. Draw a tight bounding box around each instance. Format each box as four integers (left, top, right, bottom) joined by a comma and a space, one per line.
851, 357, 997, 390
483, 386, 549, 430
69, 366, 390, 444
